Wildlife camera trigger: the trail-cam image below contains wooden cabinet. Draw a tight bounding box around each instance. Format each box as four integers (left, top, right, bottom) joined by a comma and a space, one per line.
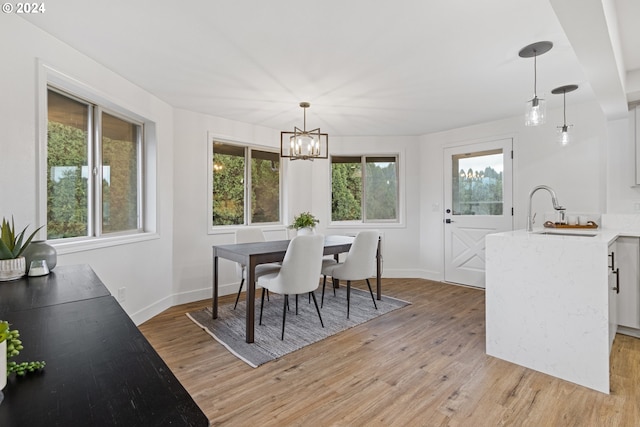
616, 236, 640, 331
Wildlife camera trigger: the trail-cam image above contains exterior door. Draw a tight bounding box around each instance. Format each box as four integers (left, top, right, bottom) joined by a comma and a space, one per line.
443, 138, 513, 288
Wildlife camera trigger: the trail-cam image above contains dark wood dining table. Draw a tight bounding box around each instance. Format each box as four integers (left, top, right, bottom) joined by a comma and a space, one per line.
212, 234, 382, 343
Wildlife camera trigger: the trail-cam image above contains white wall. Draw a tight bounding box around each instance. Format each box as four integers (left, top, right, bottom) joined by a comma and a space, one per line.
419, 100, 611, 281
0, 17, 175, 324
172, 108, 289, 301
310, 136, 423, 277
4, 16, 637, 326
606, 110, 640, 212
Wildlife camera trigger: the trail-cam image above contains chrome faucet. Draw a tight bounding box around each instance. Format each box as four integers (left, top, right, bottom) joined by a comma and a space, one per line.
527, 185, 564, 232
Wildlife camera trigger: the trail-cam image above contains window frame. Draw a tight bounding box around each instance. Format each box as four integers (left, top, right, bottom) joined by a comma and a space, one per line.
329, 153, 402, 227
207, 135, 283, 232
38, 62, 158, 254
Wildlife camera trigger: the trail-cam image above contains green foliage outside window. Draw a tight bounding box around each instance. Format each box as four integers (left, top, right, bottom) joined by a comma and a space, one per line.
251, 154, 279, 223
101, 113, 139, 233
47, 89, 142, 239
212, 143, 280, 226
365, 160, 397, 220
47, 121, 89, 239
212, 148, 245, 226
331, 156, 398, 222
331, 162, 362, 221
454, 166, 503, 215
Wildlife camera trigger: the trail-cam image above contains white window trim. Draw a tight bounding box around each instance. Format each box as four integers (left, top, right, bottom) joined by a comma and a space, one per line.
328, 149, 406, 229
207, 132, 284, 234
37, 60, 159, 254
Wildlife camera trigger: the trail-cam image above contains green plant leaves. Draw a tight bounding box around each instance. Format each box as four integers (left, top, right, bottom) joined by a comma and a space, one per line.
0, 216, 44, 260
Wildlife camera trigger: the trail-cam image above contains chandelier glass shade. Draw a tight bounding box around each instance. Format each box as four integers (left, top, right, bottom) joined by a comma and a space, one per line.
280, 102, 328, 160
519, 41, 553, 127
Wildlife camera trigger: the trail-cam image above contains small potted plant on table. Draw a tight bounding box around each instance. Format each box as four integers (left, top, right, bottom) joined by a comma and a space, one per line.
0, 217, 42, 281
289, 212, 320, 235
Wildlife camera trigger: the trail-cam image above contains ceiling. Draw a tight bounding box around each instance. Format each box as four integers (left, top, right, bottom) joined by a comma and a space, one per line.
20, 0, 639, 137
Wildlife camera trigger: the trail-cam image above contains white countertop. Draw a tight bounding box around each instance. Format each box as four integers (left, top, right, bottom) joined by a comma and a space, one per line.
491, 214, 640, 243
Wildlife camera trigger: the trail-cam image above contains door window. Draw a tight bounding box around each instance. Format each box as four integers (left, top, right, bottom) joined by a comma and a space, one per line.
452, 149, 503, 216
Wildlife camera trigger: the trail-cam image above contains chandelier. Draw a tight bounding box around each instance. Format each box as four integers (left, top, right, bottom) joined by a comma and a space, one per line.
280, 102, 328, 160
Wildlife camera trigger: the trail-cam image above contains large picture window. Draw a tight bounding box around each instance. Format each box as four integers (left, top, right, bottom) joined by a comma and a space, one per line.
47, 87, 143, 240
331, 155, 398, 223
211, 140, 281, 227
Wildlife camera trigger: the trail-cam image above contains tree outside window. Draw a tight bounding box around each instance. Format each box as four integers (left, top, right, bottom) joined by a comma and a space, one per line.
211, 141, 281, 226
47, 88, 142, 239
331, 155, 398, 222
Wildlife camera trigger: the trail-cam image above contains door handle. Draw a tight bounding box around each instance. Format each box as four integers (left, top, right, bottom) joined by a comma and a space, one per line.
445, 219, 455, 224
612, 268, 620, 294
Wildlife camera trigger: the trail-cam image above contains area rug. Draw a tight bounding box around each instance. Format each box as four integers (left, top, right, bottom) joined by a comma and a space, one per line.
187, 287, 410, 367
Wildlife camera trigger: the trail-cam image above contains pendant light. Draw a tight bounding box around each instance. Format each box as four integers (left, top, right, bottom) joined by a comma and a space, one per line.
280, 102, 328, 160
519, 41, 553, 126
551, 84, 578, 146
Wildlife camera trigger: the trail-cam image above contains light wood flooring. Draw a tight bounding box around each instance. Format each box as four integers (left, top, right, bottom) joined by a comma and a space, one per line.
139, 278, 640, 426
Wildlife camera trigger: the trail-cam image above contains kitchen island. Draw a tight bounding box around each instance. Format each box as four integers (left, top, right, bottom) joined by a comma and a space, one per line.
485, 225, 624, 394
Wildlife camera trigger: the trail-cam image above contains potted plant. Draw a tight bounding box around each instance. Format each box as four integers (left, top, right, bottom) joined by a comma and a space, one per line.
0, 217, 43, 281
0, 320, 45, 394
289, 212, 319, 235
0, 321, 8, 391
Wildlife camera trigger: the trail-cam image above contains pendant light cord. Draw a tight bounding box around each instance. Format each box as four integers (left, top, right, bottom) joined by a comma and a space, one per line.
563, 91, 567, 126
533, 51, 537, 97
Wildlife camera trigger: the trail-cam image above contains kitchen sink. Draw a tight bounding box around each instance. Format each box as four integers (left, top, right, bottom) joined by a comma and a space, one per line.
535, 231, 597, 237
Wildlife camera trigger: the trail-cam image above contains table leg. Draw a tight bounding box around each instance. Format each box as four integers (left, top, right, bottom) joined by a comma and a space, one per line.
246, 256, 256, 343
213, 253, 219, 319
376, 237, 382, 300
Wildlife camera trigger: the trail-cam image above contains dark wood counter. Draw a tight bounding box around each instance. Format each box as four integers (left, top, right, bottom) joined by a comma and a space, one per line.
0, 265, 208, 426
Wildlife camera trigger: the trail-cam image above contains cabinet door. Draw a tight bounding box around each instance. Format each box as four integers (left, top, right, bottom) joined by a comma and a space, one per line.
608, 241, 618, 351
616, 237, 640, 329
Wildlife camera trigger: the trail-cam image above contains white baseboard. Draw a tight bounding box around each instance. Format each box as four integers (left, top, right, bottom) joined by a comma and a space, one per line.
130, 272, 444, 326
382, 268, 442, 281
130, 281, 244, 325
617, 325, 640, 338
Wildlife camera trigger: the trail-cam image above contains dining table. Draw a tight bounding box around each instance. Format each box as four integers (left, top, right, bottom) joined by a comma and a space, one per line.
212, 234, 382, 343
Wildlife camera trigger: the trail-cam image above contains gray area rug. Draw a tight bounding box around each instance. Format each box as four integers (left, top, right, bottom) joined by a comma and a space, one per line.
187, 286, 410, 367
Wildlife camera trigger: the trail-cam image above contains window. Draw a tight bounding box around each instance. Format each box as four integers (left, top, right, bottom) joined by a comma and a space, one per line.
211, 140, 281, 227
47, 87, 143, 240
331, 155, 399, 223
452, 149, 503, 216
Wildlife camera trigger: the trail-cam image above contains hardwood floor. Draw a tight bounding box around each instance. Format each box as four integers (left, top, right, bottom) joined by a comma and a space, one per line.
139, 278, 640, 426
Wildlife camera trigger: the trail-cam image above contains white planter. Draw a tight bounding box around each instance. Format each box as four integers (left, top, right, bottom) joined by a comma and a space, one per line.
296, 227, 315, 236
0, 257, 26, 281
0, 340, 6, 390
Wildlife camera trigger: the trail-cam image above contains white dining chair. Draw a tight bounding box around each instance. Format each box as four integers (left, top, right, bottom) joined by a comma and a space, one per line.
321, 230, 379, 318
257, 234, 325, 340
233, 228, 281, 309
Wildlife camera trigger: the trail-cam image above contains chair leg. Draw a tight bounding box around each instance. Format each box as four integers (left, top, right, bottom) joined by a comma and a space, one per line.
233, 278, 245, 309
295, 294, 299, 315
259, 287, 266, 325
366, 278, 378, 310
281, 295, 288, 340
321, 275, 327, 307
347, 280, 351, 319
310, 291, 324, 328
